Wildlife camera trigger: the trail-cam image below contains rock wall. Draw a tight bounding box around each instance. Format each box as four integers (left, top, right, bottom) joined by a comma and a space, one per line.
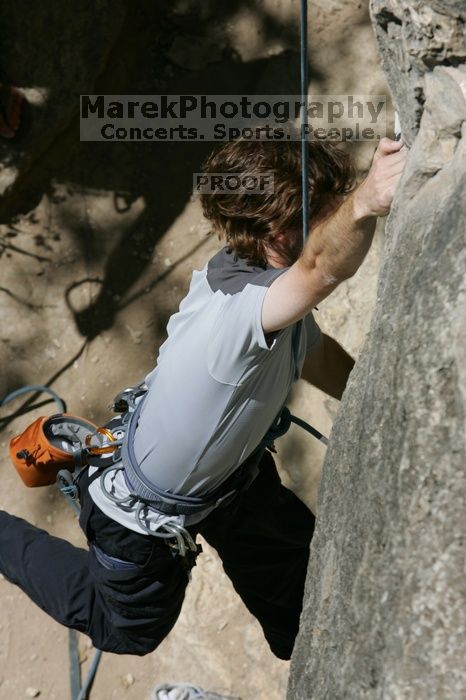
288, 2, 466, 699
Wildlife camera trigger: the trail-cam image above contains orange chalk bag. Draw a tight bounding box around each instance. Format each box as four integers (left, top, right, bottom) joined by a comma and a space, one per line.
2, 385, 120, 489
9, 414, 115, 487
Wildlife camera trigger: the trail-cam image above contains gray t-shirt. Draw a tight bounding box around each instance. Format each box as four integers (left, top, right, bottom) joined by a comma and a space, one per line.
89, 246, 321, 531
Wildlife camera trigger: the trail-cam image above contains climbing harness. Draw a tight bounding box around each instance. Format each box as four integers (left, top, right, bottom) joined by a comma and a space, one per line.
5, 378, 328, 551
95, 382, 329, 559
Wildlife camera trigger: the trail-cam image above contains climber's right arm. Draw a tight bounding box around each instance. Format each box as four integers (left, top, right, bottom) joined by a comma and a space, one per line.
262, 138, 407, 334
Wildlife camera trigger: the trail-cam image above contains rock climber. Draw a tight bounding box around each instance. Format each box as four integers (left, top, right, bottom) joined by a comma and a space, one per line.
0, 135, 406, 665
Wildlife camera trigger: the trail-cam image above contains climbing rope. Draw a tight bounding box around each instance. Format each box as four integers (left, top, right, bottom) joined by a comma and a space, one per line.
300, 0, 309, 245
1, 385, 66, 414
0, 385, 102, 700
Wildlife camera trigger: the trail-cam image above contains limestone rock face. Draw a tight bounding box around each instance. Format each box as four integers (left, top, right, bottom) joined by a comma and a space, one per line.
288, 3, 466, 699
370, 0, 466, 145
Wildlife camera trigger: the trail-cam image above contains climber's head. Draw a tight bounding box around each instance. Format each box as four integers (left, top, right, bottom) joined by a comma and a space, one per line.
200, 137, 356, 268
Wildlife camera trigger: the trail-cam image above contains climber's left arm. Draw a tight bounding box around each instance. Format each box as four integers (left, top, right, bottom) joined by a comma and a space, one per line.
301, 333, 355, 401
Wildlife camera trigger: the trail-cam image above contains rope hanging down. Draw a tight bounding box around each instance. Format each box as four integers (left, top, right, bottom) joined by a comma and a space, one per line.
300, 0, 309, 246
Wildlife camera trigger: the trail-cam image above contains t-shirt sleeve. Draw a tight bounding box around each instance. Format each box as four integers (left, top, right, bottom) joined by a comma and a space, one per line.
207, 280, 282, 386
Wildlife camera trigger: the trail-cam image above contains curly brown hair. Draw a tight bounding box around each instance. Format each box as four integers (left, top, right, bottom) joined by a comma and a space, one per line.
200, 139, 356, 267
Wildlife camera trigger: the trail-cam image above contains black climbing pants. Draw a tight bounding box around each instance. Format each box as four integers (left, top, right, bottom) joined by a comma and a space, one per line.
0, 450, 315, 659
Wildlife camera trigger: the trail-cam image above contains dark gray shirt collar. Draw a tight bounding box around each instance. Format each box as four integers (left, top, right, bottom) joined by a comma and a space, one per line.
207, 246, 286, 294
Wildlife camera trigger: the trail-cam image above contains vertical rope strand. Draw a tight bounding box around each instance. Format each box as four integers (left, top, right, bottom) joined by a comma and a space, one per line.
300, 0, 309, 245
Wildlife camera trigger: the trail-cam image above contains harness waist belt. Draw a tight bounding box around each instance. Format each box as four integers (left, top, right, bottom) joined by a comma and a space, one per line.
120, 394, 268, 518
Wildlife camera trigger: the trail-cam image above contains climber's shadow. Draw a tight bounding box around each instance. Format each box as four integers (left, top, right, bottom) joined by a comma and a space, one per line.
0, 0, 322, 341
